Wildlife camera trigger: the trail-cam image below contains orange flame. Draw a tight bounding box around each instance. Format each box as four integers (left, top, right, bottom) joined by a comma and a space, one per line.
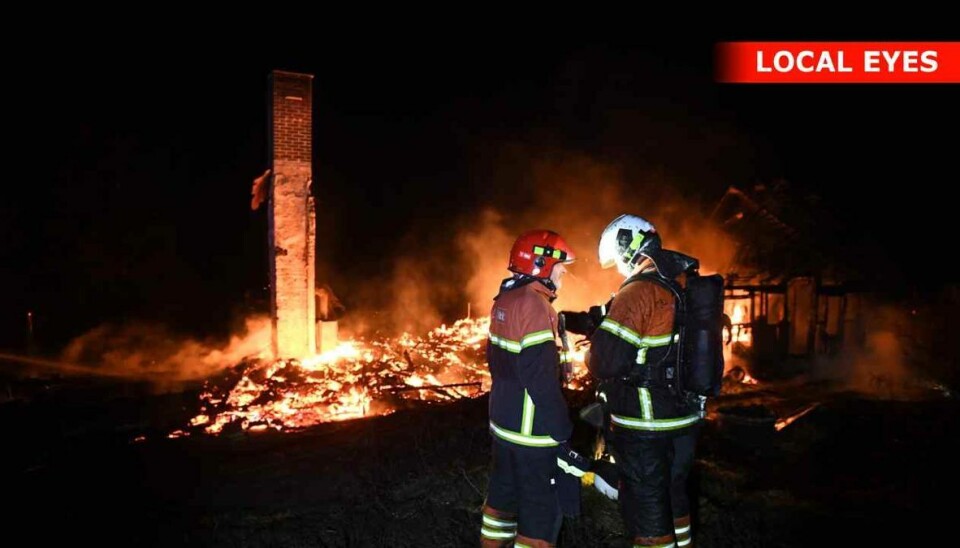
728, 304, 752, 344
174, 316, 591, 437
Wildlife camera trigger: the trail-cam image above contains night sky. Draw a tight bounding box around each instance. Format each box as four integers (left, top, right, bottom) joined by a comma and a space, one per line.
4, 29, 958, 353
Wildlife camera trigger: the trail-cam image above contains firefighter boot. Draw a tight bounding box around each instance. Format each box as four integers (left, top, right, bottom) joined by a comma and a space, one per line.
632, 534, 679, 547
674, 515, 693, 547
480, 504, 517, 547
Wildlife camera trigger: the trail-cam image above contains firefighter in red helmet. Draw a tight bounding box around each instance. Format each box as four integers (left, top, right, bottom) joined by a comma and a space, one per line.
480, 229, 590, 547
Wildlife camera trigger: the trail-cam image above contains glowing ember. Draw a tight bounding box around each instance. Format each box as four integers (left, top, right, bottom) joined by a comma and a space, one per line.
774, 402, 821, 431
177, 317, 590, 436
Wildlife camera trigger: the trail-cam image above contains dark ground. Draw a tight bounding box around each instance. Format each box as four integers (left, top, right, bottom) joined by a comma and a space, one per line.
3, 371, 958, 547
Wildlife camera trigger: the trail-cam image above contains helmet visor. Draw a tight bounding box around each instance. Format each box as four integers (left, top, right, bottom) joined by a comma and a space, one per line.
533, 245, 573, 263
597, 229, 620, 269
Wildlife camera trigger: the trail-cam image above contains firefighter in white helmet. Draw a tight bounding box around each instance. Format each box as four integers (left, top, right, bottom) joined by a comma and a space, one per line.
575, 214, 703, 547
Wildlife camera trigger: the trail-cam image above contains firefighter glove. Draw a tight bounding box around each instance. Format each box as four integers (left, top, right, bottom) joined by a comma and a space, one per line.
560, 298, 612, 337
560, 311, 598, 336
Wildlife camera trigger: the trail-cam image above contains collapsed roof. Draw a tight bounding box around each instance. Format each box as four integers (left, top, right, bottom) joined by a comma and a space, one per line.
710, 182, 843, 283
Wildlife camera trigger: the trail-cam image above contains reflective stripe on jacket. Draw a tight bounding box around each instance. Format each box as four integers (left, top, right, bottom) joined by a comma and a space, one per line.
588, 273, 699, 437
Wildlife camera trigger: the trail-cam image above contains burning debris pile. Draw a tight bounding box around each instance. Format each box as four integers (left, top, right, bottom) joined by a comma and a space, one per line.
171, 317, 588, 437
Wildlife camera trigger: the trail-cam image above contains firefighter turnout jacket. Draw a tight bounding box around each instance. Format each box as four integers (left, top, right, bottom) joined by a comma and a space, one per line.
487, 277, 573, 447
588, 272, 700, 437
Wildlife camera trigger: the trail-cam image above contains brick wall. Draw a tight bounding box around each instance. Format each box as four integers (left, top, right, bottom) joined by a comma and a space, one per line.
268, 71, 316, 358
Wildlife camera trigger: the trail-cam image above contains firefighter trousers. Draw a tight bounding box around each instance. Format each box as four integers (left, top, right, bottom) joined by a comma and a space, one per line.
609, 426, 699, 545
482, 439, 562, 547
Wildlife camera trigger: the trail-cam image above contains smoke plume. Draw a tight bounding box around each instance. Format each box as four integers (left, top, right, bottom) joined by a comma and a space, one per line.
809, 301, 936, 400
458, 152, 739, 315
57, 315, 272, 389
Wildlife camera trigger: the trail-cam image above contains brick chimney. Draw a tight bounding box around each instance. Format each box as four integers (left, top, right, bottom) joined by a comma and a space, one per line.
268, 70, 316, 358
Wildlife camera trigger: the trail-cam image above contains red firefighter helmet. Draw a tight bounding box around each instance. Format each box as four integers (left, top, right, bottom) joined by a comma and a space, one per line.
508, 229, 576, 279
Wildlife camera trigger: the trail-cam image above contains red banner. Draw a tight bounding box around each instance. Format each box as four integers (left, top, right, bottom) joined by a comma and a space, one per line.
715, 42, 960, 83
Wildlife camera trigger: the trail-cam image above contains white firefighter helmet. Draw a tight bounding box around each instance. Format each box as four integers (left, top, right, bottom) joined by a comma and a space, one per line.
598, 214, 661, 277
